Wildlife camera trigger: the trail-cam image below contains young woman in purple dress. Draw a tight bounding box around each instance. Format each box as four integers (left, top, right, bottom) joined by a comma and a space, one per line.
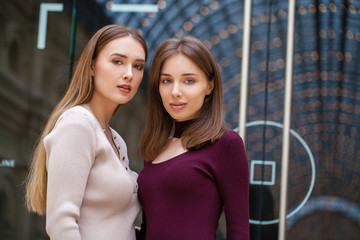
137, 36, 249, 240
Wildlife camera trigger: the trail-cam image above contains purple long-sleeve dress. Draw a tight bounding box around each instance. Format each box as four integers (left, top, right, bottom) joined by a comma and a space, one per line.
138, 122, 249, 240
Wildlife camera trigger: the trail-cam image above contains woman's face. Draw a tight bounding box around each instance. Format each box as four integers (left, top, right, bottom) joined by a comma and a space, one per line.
91, 36, 146, 107
159, 54, 213, 122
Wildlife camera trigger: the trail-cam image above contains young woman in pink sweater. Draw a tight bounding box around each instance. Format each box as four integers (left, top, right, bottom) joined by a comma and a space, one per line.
25, 24, 147, 240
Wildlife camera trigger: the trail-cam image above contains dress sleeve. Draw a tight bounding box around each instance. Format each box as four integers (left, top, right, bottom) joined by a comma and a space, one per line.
215, 131, 249, 240
44, 110, 96, 240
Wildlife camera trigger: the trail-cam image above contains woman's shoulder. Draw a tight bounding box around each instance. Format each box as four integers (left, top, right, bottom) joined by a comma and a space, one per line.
54, 105, 96, 131
61, 105, 92, 119
44, 106, 97, 146
218, 130, 244, 144
213, 130, 247, 164
205, 130, 244, 153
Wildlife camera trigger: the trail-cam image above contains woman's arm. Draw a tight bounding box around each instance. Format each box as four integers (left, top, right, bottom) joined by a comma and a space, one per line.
215, 131, 250, 240
44, 110, 96, 240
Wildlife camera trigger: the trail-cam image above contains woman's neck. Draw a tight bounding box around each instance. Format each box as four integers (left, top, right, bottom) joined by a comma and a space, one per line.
173, 119, 196, 138
88, 101, 111, 131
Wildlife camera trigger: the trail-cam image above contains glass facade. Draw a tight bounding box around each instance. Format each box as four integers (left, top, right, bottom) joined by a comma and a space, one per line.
0, 0, 359, 239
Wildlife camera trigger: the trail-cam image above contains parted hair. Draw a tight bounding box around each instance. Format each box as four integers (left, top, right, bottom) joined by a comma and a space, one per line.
138, 36, 226, 161
25, 24, 147, 215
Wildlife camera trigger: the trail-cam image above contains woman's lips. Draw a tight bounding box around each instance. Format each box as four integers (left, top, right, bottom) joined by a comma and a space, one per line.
118, 84, 132, 93
170, 102, 186, 109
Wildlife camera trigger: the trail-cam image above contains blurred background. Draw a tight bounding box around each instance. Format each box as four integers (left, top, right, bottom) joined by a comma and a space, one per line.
0, 0, 359, 239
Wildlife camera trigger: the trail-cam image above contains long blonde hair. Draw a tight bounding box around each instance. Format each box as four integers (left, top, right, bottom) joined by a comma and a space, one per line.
25, 24, 148, 215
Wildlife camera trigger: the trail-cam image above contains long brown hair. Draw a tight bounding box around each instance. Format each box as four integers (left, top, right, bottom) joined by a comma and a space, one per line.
25, 24, 147, 215
138, 36, 226, 161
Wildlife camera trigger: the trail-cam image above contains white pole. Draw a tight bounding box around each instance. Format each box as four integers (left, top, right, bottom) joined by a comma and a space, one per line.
278, 0, 296, 239
239, 0, 253, 143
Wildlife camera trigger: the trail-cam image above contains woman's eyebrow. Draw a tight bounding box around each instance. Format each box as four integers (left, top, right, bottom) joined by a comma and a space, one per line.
160, 73, 198, 76
111, 53, 145, 62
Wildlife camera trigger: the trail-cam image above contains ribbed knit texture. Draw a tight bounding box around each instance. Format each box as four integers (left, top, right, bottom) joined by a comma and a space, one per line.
138, 126, 250, 240
44, 105, 140, 240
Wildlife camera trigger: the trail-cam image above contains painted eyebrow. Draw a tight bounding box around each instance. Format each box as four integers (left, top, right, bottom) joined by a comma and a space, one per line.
111, 53, 145, 62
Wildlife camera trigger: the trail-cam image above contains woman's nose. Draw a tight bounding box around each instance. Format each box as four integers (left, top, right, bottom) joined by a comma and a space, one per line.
122, 65, 133, 81
171, 82, 182, 97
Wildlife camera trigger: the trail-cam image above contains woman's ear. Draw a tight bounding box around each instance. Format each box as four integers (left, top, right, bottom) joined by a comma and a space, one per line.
90, 61, 95, 76
206, 79, 214, 95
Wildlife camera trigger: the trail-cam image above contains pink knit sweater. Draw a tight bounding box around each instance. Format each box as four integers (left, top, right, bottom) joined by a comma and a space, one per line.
44, 105, 140, 240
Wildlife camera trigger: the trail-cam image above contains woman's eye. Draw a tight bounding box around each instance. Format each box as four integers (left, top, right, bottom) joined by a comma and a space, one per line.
113, 59, 123, 64
185, 79, 195, 84
161, 79, 172, 84
134, 64, 144, 70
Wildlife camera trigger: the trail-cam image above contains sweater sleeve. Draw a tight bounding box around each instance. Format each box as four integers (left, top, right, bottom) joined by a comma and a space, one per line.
44, 110, 96, 240
215, 131, 249, 240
